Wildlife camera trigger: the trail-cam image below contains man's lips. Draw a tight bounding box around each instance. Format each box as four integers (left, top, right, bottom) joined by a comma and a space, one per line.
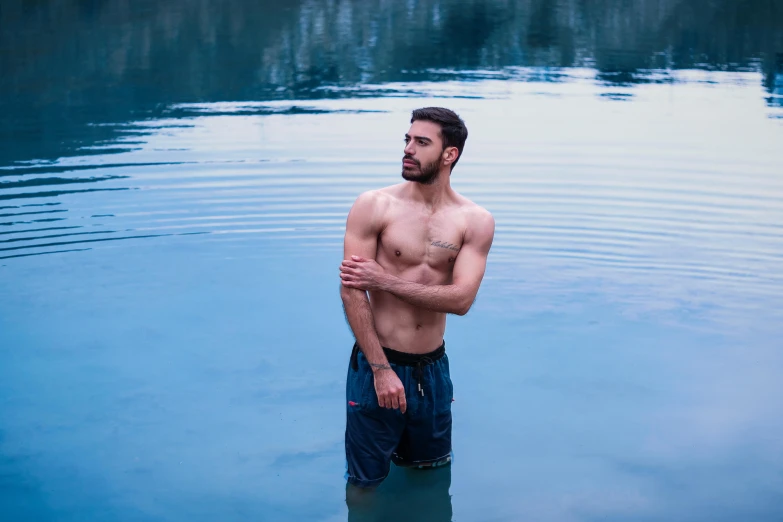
402, 159, 418, 167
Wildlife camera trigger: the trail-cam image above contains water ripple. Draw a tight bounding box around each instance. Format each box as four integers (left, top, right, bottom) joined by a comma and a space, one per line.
0, 187, 130, 202
1, 79, 782, 331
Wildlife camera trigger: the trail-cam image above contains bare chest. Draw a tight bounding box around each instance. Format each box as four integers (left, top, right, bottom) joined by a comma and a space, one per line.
378, 210, 465, 274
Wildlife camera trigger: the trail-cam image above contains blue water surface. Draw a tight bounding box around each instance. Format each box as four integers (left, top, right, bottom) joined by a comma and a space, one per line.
2, 2, 783, 521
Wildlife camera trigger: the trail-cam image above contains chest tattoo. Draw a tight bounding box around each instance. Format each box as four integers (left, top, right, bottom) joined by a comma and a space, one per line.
431, 240, 460, 252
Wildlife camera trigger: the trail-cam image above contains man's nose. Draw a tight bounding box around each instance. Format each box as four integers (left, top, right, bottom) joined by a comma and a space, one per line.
404, 141, 415, 155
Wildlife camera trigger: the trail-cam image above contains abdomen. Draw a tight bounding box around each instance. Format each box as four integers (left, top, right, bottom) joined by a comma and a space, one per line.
369, 290, 447, 354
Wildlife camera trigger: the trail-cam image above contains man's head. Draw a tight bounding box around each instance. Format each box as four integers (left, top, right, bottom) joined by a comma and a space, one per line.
402, 107, 468, 184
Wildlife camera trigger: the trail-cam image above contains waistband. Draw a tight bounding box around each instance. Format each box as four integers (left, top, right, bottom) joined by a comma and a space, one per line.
351, 341, 445, 371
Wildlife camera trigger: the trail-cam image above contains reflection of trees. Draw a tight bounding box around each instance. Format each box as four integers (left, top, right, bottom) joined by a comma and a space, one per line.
259, 0, 781, 87
1, 0, 781, 165
0, 0, 305, 166
770, 52, 783, 97
657, 0, 783, 70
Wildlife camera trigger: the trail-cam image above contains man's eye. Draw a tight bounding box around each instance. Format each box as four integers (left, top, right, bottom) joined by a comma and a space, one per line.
418, 140, 426, 145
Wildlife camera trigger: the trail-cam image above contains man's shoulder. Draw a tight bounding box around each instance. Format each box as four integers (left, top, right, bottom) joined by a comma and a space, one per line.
468, 201, 493, 221
376, 183, 407, 198
350, 185, 401, 224
353, 184, 404, 209
453, 195, 494, 243
454, 192, 493, 223
357, 183, 404, 199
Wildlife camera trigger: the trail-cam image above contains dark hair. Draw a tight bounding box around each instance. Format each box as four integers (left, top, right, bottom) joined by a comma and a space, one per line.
411, 107, 468, 170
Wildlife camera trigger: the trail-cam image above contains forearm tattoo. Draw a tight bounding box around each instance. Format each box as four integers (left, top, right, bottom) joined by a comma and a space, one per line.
369, 362, 392, 371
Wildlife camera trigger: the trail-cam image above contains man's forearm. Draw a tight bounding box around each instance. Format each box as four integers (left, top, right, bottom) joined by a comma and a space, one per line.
340, 287, 392, 372
380, 276, 471, 315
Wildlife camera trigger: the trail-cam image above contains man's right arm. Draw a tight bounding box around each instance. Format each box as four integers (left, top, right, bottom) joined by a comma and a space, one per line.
340, 191, 407, 412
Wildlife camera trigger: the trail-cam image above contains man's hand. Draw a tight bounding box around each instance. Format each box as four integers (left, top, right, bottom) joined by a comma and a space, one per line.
373, 367, 407, 413
340, 255, 390, 291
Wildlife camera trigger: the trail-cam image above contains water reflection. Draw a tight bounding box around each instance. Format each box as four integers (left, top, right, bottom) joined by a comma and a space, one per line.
346, 465, 452, 522
2, 0, 782, 166
768, 52, 783, 107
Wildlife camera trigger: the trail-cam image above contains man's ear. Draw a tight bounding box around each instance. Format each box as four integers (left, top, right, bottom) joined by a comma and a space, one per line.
442, 146, 459, 166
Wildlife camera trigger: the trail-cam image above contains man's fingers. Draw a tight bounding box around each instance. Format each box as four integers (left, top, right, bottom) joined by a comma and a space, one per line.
351, 255, 367, 262
399, 393, 407, 414
390, 395, 399, 410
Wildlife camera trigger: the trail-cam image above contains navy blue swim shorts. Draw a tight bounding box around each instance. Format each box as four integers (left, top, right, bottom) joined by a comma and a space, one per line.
345, 341, 454, 488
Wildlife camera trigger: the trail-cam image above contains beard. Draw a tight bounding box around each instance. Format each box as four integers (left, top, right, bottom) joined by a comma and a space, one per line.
401, 156, 441, 185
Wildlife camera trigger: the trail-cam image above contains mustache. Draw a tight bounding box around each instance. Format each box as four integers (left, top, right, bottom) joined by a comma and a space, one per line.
402, 155, 420, 166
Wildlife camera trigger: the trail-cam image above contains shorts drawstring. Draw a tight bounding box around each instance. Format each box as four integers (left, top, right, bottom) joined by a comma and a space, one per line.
414, 356, 434, 396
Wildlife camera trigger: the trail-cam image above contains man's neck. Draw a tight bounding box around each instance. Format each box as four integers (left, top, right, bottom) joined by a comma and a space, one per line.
406, 170, 452, 209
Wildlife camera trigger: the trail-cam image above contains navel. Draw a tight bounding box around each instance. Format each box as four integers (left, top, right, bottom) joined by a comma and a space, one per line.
448, 256, 455, 263
416, 324, 422, 330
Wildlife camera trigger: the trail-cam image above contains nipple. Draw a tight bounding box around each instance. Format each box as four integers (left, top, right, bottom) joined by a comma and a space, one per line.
448, 257, 455, 263
395, 250, 401, 256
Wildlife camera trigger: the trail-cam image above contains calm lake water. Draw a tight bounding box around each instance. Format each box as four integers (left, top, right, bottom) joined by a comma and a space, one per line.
2, 1, 783, 521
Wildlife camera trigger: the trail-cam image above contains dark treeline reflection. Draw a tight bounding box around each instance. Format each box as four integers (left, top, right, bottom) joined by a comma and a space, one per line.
1, 0, 782, 166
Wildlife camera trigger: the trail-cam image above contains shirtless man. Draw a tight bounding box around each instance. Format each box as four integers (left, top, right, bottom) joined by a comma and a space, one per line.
339, 107, 495, 489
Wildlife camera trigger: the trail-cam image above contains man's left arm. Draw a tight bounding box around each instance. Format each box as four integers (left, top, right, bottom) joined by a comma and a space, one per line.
340, 210, 495, 315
